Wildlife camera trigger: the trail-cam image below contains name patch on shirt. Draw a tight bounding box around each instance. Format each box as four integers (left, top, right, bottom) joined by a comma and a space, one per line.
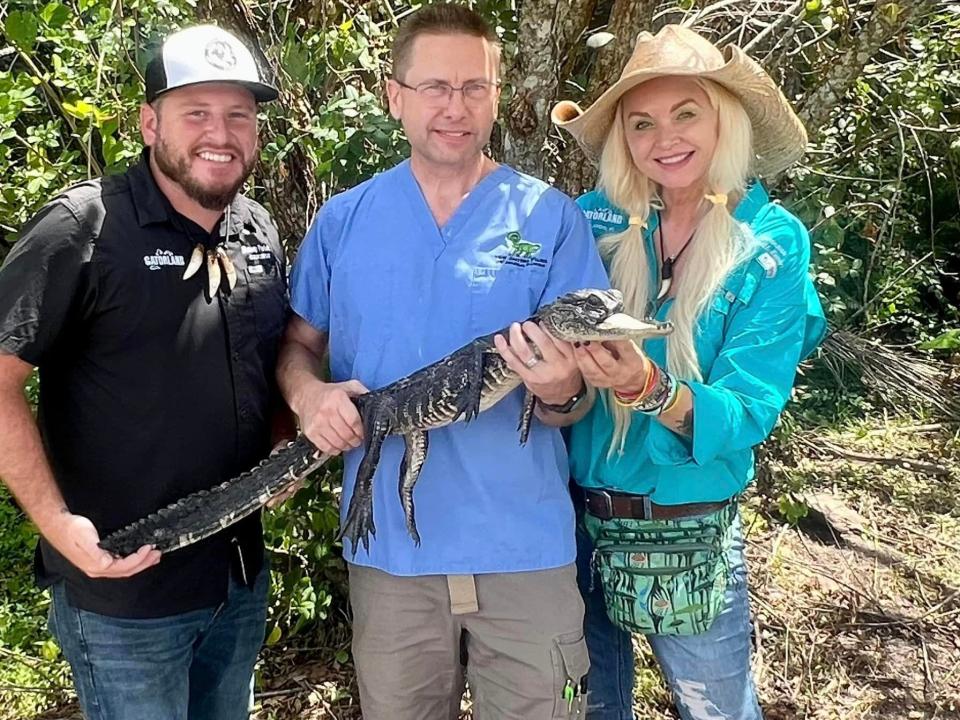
242, 243, 275, 274
143, 249, 185, 271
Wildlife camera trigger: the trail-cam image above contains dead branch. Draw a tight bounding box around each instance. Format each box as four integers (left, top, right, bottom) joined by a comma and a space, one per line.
801, 437, 952, 476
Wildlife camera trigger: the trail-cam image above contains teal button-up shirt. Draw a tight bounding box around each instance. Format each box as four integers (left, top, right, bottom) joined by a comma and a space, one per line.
568, 184, 827, 504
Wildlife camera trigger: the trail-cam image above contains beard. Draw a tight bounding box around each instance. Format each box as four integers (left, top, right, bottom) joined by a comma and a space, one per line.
152, 135, 256, 211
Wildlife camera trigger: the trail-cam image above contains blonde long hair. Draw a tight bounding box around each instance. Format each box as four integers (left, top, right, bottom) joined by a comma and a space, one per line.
598, 79, 755, 455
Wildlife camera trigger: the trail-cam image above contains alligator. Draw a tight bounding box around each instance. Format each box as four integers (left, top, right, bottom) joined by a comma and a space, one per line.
99, 288, 673, 558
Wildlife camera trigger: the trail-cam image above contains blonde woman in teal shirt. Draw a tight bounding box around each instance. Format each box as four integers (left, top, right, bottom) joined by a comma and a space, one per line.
552, 26, 826, 719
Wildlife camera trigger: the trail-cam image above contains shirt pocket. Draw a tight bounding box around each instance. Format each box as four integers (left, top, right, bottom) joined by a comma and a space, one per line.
705, 264, 763, 344
247, 270, 288, 346
468, 264, 548, 337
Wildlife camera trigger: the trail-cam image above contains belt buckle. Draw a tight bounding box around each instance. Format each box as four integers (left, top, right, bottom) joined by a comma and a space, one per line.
589, 490, 614, 521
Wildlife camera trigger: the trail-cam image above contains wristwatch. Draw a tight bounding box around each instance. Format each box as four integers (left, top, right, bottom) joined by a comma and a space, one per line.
537, 381, 588, 414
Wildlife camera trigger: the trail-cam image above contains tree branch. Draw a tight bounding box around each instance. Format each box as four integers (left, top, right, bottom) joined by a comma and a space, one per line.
798, 0, 935, 136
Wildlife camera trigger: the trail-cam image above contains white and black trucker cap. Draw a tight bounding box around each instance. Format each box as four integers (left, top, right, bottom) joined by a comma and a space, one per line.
145, 25, 278, 103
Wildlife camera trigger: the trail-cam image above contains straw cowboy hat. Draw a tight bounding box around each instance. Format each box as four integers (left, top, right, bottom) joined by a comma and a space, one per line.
551, 25, 807, 178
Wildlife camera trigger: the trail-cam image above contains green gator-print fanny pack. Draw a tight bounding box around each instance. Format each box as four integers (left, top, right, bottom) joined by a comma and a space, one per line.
583, 501, 737, 636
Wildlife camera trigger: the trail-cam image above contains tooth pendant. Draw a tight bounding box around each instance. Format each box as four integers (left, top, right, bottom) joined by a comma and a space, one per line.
182, 242, 237, 297
216, 246, 238, 291
206, 249, 221, 297
182, 243, 206, 280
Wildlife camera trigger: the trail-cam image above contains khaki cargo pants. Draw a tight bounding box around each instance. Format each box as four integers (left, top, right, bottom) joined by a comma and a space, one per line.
348, 563, 589, 720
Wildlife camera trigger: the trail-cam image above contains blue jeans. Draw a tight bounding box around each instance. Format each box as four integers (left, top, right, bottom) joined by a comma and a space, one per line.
575, 511, 763, 720
48, 568, 268, 720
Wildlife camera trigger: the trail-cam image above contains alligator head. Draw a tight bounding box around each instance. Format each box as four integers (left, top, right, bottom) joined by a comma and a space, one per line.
535, 288, 673, 342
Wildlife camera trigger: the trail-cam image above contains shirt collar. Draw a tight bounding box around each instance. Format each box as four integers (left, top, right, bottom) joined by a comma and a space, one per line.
128, 147, 253, 236
731, 182, 769, 225
128, 148, 173, 228
643, 181, 769, 236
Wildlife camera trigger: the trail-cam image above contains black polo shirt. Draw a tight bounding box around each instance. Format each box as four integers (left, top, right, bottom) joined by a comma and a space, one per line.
0, 150, 289, 618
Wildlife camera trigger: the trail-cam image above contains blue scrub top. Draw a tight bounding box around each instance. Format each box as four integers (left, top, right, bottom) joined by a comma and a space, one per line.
568, 184, 827, 504
290, 159, 609, 574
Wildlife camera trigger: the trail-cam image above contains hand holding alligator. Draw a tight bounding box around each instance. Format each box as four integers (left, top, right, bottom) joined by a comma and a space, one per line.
293, 378, 369, 455
494, 321, 583, 405
52, 512, 160, 575
574, 339, 650, 394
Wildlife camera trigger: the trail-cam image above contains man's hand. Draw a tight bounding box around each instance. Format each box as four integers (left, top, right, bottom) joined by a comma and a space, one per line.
292, 378, 368, 455
494, 321, 583, 405
45, 513, 161, 578
574, 339, 650, 394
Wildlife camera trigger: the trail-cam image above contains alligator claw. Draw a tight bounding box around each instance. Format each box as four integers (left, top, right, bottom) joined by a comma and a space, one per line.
182, 243, 205, 280
340, 490, 376, 555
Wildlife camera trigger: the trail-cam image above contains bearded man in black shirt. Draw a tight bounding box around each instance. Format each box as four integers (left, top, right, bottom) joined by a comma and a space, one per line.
0, 25, 291, 720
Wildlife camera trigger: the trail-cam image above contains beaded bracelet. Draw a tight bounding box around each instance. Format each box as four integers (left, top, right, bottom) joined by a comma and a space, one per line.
613, 363, 683, 417
615, 363, 668, 412
613, 362, 657, 406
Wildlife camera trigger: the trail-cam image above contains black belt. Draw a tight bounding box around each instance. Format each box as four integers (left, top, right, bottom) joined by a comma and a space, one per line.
582, 487, 729, 521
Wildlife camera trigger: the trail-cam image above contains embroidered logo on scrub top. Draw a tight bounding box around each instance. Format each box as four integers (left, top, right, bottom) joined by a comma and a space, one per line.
494, 232, 547, 269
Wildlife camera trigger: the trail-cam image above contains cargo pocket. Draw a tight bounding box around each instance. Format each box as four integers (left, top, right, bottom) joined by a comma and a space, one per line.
551, 631, 590, 718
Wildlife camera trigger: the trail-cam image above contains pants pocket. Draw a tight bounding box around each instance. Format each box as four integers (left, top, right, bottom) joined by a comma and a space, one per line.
551, 631, 590, 718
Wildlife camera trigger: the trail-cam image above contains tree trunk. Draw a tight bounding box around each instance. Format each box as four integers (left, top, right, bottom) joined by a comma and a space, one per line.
500, 0, 596, 178
199, 0, 321, 250
553, 0, 658, 195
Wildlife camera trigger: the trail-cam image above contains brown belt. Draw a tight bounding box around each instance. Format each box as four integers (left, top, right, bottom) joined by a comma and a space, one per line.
582, 488, 728, 521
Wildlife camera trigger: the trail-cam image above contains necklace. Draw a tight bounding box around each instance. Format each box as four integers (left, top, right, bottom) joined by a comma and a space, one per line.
179, 205, 238, 299
656, 209, 696, 301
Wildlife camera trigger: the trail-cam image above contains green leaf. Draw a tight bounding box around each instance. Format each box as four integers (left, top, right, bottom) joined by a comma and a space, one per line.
778, 494, 809, 525
5, 11, 39, 52
265, 625, 282, 645
40, 2, 71, 29
919, 329, 960, 351
61, 99, 95, 119
40, 638, 60, 661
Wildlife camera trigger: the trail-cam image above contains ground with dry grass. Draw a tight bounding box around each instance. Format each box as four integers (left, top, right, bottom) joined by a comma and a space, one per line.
20, 419, 960, 720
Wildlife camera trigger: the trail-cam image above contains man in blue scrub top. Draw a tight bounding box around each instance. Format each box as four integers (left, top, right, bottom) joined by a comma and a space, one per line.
277, 4, 608, 719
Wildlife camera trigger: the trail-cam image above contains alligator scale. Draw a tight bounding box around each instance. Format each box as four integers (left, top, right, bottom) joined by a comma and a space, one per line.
100, 289, 672, 558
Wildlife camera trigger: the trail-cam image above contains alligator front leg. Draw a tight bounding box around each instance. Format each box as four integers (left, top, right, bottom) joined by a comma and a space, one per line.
452, 344, 485, 423
517, 389, 536, 445
341, 408, 390, 556
398, 431, 428, 546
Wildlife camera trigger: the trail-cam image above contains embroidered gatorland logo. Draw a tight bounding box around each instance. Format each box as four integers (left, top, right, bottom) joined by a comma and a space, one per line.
143, 249, 185, 271
495, 231, 547, 269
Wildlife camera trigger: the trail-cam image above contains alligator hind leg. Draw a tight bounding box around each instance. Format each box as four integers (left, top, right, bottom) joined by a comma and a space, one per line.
341, 411, 390, 556
398, 431, 428, 545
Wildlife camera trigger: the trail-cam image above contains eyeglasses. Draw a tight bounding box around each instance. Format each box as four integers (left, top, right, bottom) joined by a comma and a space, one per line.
394, 79, 501, 105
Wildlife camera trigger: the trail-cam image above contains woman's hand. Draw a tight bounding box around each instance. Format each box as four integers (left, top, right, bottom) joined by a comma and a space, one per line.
574, 339, 650, 394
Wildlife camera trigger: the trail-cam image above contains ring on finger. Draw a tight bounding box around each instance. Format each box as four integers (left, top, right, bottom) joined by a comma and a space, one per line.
524, 356, 540, 369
